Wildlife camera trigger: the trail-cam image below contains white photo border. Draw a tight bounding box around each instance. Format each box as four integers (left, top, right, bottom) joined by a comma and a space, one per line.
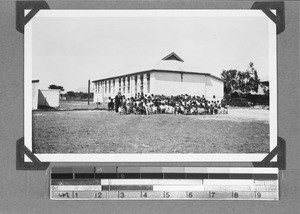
24, 10, 277, 162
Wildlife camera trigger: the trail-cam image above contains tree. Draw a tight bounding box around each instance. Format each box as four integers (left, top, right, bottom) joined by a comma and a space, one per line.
48, 84, 64, 91
237, 70, 252, 94
220, 69, 239, 94
221, 62, 261, 96
247, 62, 260, 93
67, 91, 75, 97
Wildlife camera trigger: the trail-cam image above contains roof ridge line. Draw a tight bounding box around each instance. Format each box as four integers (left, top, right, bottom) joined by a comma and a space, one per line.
162, 52, 184, 62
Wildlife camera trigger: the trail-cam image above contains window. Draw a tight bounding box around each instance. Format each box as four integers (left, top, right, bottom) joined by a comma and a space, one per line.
113, 79, 115, 94
127, 76, 130, 93
134, 76, 137, 94
108, 80, 111, 94
123, 77, 126, 94
140, 74, 143, 93
147, 73, 150, 93
119, 78, 121, 92
105, 80, 107, 94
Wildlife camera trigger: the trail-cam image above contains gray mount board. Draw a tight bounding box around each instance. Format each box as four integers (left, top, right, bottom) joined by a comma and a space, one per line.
0, 0, 299, 214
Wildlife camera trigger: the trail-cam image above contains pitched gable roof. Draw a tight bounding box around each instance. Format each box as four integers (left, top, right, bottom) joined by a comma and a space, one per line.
162, 52, 184, 62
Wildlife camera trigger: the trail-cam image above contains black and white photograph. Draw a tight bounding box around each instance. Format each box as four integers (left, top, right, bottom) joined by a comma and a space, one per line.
24, 10, 277, 162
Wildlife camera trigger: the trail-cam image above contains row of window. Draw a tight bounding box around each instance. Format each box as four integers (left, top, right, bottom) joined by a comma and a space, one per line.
95, 73, 151, 95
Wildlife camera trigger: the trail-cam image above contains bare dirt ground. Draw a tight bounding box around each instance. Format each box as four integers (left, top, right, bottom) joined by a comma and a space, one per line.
32, 107, 269, 154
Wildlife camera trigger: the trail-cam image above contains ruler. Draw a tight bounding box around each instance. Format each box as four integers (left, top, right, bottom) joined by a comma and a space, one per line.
50, 167, 279, 200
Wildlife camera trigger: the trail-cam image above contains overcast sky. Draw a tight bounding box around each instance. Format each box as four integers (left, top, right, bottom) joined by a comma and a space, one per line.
30, 11, 273, 92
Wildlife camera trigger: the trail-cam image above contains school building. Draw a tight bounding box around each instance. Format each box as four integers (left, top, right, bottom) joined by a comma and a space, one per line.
92, 52, 224, 103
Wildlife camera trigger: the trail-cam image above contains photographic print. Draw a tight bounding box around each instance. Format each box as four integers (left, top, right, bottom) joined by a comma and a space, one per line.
24, 10, 277, 162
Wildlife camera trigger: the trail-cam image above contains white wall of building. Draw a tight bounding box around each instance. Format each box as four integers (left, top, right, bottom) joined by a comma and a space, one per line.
94, 81, 101, 103
205, 77, 224, 100
38, 90, 60, 107
181, 74, 206, 96
93, 71, 224, 103
152, 72, 181, 96
152, 72, 223, 98
94, 73, 151, 103
93, 92, 103, 103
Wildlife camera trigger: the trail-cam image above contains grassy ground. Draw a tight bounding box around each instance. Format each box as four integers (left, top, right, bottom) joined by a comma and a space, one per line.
58, 100, 104, 110
32, 108, 269, 154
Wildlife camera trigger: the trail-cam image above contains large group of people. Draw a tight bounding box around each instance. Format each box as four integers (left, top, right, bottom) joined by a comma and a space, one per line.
107, 92, 228, 115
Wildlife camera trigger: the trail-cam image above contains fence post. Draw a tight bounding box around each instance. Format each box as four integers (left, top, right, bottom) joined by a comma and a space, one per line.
88, 79, 90, 105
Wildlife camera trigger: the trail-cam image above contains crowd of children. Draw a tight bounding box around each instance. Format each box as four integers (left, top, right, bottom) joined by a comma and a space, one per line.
108, 92, 228, 115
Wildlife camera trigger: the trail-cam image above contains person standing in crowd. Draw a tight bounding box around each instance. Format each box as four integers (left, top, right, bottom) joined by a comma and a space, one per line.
114, 92, 122, 113
108, 97, 114, 111
212, 95, 216, 104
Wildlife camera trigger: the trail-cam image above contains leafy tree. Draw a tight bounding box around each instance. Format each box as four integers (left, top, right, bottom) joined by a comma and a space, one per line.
248, 62, 260, 93
67, 91, 75, 97
48, 84, 64, 91
65, 91, 93, 100
220, 69, 239, 94
237, 70, 252, 94
221, 62, 261, 96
